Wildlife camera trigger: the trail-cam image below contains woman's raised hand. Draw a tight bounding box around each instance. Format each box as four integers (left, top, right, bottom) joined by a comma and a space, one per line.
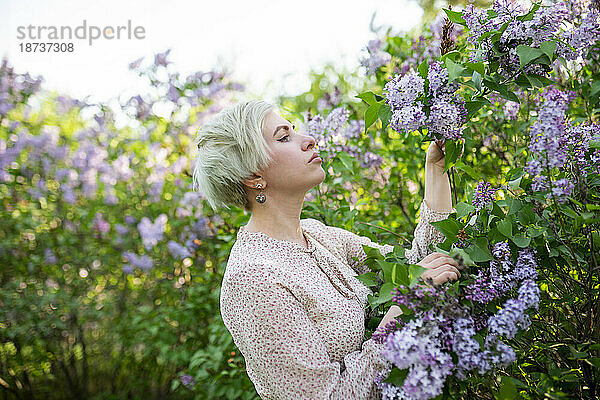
416, 252, 465, 286
425, 140, 447, 170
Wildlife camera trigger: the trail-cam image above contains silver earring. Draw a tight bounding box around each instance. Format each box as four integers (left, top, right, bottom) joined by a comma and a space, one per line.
255, 183, 266, 203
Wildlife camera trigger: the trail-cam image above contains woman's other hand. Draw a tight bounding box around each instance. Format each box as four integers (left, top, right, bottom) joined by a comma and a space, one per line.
417, 252, 464, 286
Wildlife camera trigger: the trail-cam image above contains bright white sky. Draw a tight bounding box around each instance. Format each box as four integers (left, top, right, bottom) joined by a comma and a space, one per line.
0, 0, 423, 105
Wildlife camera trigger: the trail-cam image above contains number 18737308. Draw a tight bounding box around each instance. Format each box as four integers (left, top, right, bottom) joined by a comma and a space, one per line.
19, 42, 74, 52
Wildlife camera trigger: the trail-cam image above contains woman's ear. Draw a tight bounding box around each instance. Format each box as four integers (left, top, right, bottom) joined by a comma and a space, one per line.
241, 175, 266, 190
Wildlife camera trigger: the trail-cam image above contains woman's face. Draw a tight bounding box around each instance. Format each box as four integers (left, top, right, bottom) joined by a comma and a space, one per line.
257, 110, 326, 194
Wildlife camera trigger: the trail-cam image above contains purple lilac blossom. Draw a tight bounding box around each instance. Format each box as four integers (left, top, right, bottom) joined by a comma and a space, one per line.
382, 318, 454, 400
525, 86, 578, 202
93, 212, 110, 234
360, 39, 392, 76
303, 108, 383, 169
384, 73, 425, 109
463, 0, 573, 77
137, 213, 168, 250
492, 242, 511, 261
556, 9, 600, 60
472, 181, 496, 211
180, 374, 195, 389
123, 251, 154, 272
44, 248, 57, 264
452, 317, 491, 377
464, 271, 500, 304
513, 248, 539, 282
167, 240, 192, 259
426, 61, 467, 140
565, 122, 600, 178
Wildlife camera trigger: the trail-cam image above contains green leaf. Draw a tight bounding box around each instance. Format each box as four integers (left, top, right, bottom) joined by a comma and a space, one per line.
465, 61, 485, 76
540, 41, 557, 59
442, 8, 467, 26
418, 59, 429, 79
454, 161, 479, 179
590, 80, 600, 97
449, 247, 477, 267
337, 152, 354, 171
372, 282, 395, 306
444, 58, 466, 82
444, 139, 463, 173
377, 260, 395, 284
465, 100, 486, 118
511, 234, 531, 248
379, 104, 393, 130
471, 70, 482, 92
497, 220, 513, 238
356, 91, 382, 105
409, 264, 427, 287
466, 238, 493, 262
526, 74, 544, 88
365, 103, 381, 131
392, 263, 409, 286
497, 376, 518, 400
430, 218, 463, 238
456, 202, 476, 219
516, 44, 545, 69
355, 272, 378, 287
382, 367, 408, 386
484, 77, 520, 103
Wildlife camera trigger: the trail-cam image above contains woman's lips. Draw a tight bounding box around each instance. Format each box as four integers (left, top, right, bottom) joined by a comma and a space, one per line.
309, 156, 322, 163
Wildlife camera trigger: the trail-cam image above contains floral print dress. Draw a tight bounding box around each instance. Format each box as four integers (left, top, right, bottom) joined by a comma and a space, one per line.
219, 200, 453, 399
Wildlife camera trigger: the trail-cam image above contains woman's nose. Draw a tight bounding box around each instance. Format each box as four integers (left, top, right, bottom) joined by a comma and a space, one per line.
303, 135, 316, 150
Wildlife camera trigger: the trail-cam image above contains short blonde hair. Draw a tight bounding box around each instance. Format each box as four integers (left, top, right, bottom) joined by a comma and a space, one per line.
193, 99, 276, 212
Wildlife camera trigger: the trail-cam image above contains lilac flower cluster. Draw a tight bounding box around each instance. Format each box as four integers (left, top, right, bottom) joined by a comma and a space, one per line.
524, 86, 599, 202
0, 58, 43, 117
316, 86, 342, 112
383, 61, 466, 140
462, 0, 589, 79
360, 39, 392, 76
381, 317, 454, 399
304, 107, 384, 169
376, 245, 540, 399
424, 61, 467, 140
429, 12, 465, 58
556, 9, 600, 61
564, 122, 600, 179
472, 181, 496, 211
467, 245, 539, 304
137, 213, 168, 251
167, 240, 192, 259
180, 374, 195, 389
123, 251, 154, 273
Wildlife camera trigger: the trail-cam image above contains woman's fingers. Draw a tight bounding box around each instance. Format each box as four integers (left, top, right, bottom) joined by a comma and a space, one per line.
419, 252, 447, 264
430, 264, 461, 278
427, 256, 460, 270
433, 270, 459, 285
421, 264, 461, 285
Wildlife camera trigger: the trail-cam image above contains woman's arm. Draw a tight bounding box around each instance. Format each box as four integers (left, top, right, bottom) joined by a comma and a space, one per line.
424, 140, 453, 213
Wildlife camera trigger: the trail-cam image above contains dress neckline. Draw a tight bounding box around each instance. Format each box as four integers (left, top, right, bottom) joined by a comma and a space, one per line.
238, 223, 315, 254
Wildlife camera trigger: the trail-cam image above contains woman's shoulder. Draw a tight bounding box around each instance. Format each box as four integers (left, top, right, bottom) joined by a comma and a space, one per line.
300, 217, 327, 228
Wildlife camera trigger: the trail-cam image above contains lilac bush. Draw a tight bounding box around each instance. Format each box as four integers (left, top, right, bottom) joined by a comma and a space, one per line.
373, 245, 541, 400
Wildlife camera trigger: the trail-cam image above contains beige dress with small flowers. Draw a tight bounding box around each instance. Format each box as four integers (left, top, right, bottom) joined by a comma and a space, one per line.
219, 200, 453, 400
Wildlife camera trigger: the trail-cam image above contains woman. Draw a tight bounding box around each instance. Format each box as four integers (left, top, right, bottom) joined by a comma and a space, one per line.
193, 99, 464, 399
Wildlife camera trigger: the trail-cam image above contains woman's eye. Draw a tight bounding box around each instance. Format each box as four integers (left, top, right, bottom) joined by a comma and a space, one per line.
278, 135, 290, 142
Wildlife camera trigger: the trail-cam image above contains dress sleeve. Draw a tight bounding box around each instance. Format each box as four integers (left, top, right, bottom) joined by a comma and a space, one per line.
220, 265, 391, 400
328, 199, 455, 274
